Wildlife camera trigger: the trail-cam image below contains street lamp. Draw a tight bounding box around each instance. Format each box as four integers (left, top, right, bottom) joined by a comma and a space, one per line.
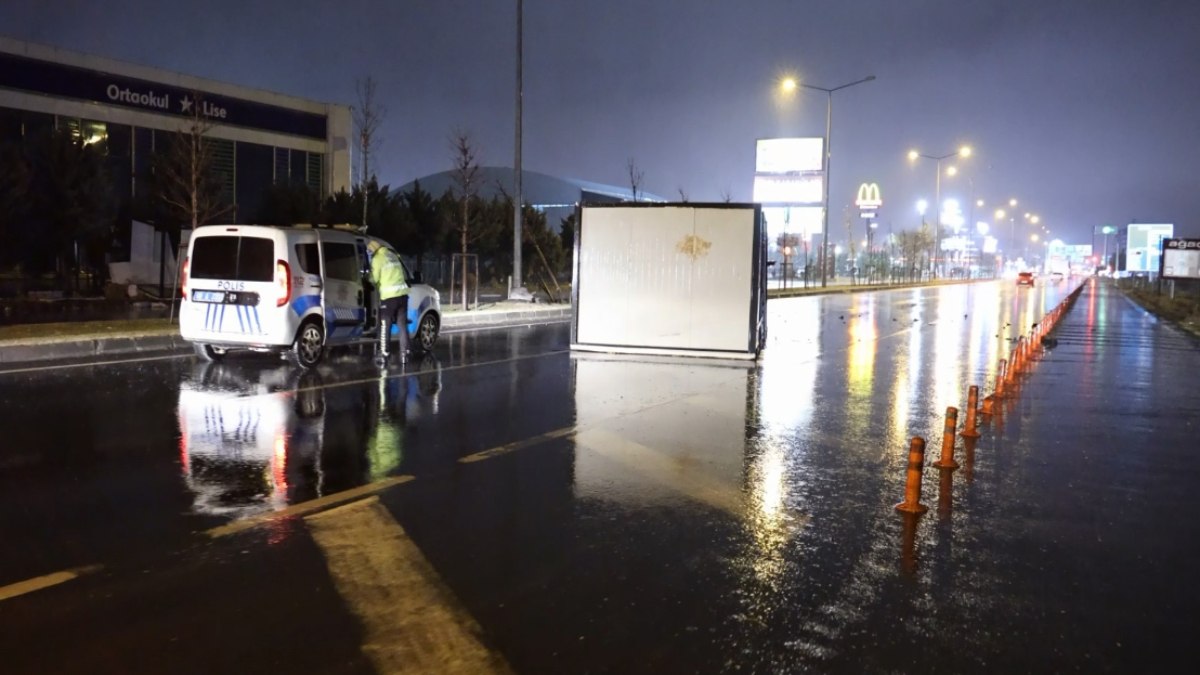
1093, 224, 1117, 270
907, 144, 972, 277
793, 74, 876, 287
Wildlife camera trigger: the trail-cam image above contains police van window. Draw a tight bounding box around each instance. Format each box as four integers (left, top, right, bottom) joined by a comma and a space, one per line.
322, 242, 359, 281
295, 243, 321, 275
191, 236, 274, 282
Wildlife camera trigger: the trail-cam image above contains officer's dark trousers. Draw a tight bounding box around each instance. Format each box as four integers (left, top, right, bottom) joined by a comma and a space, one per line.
378, 295, 409, 357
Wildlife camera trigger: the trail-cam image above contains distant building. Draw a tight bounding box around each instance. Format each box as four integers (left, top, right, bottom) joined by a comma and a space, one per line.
398, 167, 665, 230
0, 36, 352, 281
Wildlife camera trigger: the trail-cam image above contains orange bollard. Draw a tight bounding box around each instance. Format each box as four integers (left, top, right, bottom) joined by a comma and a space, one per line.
933, 406, 960, 470
981, 394, 995, 417
995, 359, 1008, 397
896, 437, 930, 514
962, 386, 981, 438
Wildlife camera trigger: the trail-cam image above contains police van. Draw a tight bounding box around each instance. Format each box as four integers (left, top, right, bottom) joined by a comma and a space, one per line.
179, 224, 441, 367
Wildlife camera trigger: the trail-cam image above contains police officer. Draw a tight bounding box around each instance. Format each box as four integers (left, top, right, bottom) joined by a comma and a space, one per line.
368, 239, 409, 363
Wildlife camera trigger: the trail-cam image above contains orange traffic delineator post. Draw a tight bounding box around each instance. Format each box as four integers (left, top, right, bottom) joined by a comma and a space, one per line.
995, 359, 1008, 397
933, 406, 960, 470
961, 386, 981, 438
981, 394, 995, 417
895, 437, 930, 514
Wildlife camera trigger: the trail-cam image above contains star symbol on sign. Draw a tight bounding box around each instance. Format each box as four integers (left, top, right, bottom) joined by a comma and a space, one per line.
180, 96, 193, 113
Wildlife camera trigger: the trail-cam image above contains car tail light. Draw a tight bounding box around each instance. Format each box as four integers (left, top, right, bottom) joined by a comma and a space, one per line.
180, 256, 189, 299
276, 260, 291, 307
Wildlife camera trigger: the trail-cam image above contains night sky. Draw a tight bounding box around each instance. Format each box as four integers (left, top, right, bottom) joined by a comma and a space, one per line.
2, 0, 1196, 244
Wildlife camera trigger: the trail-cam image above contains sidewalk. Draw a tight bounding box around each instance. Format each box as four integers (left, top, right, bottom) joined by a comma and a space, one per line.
766, 275, 988, 298
0, 301, 571, 365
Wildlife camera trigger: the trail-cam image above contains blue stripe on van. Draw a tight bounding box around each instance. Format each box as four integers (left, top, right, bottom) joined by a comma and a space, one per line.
291, 294, 320, 317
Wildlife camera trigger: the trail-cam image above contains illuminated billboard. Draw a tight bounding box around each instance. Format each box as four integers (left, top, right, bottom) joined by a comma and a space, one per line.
1125, 223, 1174, 273
1162, 238, 1200, 279
755, 137, 824, 173
763, 206, 823, 238
753, 174, 823, 205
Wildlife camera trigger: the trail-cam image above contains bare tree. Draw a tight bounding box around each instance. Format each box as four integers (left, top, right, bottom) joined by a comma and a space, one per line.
676, 187, 689, 202
153, 93, 234, 232
354, 76, 387, 230
720, 188, 733, 203
895, 228, 933, 281
626, 157, 644, 202
450, 130, 480, 311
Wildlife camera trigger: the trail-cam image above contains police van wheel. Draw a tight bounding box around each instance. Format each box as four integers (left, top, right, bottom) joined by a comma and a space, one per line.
415, 313, 440, 353
289, 321, 325, 369
194, 343, 226, 362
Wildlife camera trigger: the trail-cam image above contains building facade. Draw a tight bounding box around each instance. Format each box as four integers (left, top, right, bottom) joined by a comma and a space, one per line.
0, 36, 352, 257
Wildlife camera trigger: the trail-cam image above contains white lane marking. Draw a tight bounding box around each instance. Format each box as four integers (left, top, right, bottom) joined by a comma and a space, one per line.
306, 497, 513, 675
0, 353, 189, 376
459, 426, 576, 464
206, 475, 415, 538
0, 318, 571, 377
0, 564, 102, 602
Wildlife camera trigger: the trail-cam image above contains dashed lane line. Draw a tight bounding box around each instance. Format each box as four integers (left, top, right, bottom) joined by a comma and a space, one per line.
458, 426, 576, 464
306, 497, 513, 675
206, 475, 415, 538
0, 564, 102, 603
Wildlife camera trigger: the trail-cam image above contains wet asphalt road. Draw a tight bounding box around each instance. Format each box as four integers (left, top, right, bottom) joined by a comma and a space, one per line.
1, 279, 1198, 674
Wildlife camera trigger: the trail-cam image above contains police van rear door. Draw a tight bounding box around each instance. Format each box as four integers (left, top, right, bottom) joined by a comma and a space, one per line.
316, 232, 368, 341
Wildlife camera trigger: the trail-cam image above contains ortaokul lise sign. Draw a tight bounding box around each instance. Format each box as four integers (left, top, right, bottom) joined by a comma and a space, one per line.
0, 51, 326, 140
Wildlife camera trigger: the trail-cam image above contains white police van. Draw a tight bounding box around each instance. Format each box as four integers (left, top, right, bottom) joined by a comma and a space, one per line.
179, 224, 440, 367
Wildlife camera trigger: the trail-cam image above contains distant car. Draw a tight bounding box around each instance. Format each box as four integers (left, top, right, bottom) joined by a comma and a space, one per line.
1016, 271, 1035, 287
1050, 271, 1065, 282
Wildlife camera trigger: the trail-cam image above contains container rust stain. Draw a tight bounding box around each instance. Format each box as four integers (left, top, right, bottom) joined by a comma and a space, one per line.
677, 234, 713, 260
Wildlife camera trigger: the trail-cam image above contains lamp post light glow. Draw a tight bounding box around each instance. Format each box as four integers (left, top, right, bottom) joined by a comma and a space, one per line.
916, 199, 929, 216
780, 77, 798, 93
907, 144, 974, 277
790, 74, 876, 287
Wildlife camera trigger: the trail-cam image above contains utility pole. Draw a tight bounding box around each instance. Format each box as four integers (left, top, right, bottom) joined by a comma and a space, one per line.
512, 0, 524, 294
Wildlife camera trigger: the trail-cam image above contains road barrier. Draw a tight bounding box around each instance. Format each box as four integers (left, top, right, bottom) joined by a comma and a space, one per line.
895, 437, 930, 514
933, 407, 960, 470
895, 279, 1089, 571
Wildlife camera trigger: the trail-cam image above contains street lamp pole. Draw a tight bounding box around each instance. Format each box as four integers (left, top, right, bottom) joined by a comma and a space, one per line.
908, 145, 971, 279
802, 75, 876, 288
511, 0, 524, 294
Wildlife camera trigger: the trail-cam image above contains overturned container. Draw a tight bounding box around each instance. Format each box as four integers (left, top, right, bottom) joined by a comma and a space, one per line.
570, 203, 768, 360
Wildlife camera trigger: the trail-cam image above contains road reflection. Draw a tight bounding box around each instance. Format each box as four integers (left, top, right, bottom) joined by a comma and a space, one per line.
175, 356, 442, 519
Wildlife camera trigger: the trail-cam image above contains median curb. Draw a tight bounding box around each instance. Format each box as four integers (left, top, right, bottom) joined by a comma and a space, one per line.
0, 304, 574, 365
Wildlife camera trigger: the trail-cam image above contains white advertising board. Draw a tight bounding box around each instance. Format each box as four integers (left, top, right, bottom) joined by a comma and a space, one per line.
572, 204, 767, 358
763, 206, 823, 239
1125, 223, 1174, 273
1162, 238, 1200, 279
753, 174, 823, 205
755, 137, 824, 173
